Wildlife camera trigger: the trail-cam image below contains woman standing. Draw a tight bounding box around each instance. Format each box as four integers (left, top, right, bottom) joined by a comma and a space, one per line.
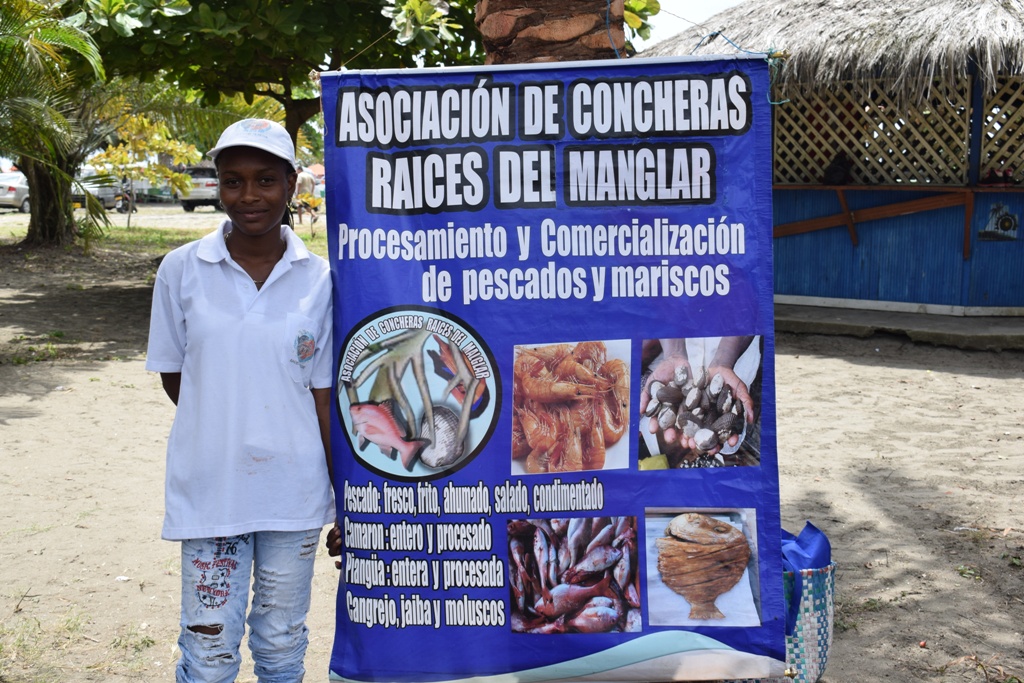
146, 119, 335, 682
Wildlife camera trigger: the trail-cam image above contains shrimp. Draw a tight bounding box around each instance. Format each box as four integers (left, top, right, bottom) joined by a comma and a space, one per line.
521, 343, 573, 369
557, 426, 584, 472
598, 358, 629, 445
554, 354, 612, 389
525, 448, 551, 474
520, 368, 602, 403
514, 349, 545, 380
519, 403, 559, 452
583, 419, 606, 470
557, 401, 594, 433
513, 341, 624, 473
512, 411, 530, 460
572, 341, 607, 372
516, 349, 601, 403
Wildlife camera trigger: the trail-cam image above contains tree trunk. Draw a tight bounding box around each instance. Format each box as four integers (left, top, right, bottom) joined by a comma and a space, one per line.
474, 0, 624, 64
17, 84, 116, 247
285, 97, 324, 149
20, 156, 79, 247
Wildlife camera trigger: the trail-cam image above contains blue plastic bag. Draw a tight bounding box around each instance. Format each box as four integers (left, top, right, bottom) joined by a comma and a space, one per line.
781, 522, 831, 635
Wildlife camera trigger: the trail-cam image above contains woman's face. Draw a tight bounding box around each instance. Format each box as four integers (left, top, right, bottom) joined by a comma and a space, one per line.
216, 146, 296, 237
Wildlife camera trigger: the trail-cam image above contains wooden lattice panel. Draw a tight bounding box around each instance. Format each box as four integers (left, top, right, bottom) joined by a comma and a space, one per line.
981, 77, 1024, 184
772, 78, 971, 185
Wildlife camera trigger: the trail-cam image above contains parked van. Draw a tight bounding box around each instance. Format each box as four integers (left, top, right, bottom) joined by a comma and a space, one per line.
71, 167, 117, 210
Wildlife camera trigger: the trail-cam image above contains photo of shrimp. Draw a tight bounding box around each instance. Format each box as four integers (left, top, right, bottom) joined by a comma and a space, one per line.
511, 340, 630, 474
508, 516, 641, 633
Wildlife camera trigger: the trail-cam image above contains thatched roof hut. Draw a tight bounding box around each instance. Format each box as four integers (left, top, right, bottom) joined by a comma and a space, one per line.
640, 0, 1024, 186
644, 0, 1024, 106
644, 1, 1024, 311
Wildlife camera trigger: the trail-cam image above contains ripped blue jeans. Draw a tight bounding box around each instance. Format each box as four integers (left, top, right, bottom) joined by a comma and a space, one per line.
177, 529, 321, 683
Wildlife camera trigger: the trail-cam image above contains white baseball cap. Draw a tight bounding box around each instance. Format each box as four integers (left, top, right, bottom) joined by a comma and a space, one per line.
207, 119, 298, 169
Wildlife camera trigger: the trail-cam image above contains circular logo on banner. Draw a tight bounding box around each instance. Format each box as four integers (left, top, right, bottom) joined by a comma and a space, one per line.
337, 306, 500, 481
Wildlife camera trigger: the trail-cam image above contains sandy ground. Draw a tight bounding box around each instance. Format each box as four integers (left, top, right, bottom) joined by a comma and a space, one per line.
0, 206, 1022, 682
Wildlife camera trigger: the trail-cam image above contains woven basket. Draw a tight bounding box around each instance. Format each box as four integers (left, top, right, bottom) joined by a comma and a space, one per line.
728, 562, 836, 683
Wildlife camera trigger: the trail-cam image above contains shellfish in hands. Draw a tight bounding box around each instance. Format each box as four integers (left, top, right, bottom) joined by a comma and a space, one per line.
655, 513, 751, 620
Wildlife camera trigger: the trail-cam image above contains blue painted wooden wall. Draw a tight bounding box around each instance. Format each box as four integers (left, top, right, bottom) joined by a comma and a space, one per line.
772, 190, 1024, 308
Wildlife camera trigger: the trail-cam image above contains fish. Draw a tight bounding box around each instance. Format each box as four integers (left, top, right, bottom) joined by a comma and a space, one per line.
419, 405, 464, 469
612, 539, 634, 592
349, 401, 428, 471
666, 512, 746, 546
562, 545, 622, 584
428, 335, 489, 415
568, 603, 620, 633
533, 526, 552, 593
624, 608, 642, 632
566, 516, 590, 567
655, 512, 751, 620
511, 612, 566, 634
534, 574, 612, 619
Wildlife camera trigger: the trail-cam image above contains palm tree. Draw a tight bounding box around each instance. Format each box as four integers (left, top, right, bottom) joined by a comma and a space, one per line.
0, 0, 105, 246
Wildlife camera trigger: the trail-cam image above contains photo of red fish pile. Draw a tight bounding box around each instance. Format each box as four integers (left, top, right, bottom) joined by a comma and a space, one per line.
511, 341, 628, 473
508, 516, 641, 633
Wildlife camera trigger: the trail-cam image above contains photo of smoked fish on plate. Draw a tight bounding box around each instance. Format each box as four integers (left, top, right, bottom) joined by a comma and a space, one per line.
645, 509, 761, 627
508, 516, 641, 633
511, 340, 630, 474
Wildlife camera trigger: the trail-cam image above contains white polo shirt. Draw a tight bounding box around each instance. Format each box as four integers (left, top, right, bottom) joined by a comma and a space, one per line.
146, 221, 335, 540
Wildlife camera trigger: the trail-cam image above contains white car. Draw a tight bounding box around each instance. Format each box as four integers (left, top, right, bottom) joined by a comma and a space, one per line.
0, 172, 30, 213
178, 166, 222, 212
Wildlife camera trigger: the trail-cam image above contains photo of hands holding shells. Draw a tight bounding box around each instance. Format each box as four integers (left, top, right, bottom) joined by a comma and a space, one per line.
338, 311, 497, 479
638, 335, 762, 469
511, 340, 630, 474
508, 516, 641, 634
646, 509, 761, 627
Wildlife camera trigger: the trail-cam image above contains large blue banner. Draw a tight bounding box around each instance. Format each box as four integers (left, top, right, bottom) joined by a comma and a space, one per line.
323, 55, 784, 682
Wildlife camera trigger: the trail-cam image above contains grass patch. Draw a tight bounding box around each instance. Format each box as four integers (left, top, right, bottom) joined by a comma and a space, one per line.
292, 224, 330, 258
0, 616, 48, 681
84, 623, 161, 676
833, 592, 912, 632
101, 224, 208, 254
0, 338, 76, 365
957, 564, 983, 581
0, 607, 88, 683
111, 624, 156, 654
832, 598, 858, 632
2, 209, 329, 259
98, 221, 329, 258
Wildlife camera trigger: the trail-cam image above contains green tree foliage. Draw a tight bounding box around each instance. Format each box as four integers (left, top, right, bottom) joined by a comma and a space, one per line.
0, 0, 109, 246
87, 113, 201, 227
624, 0, 661, 45
81, 0, 482, 141
383, 0, 464, 47
106, 76, 285, 154
0, 0, 104, 158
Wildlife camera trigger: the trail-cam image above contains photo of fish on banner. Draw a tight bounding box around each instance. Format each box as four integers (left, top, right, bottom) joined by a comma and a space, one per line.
638, 335, 762, 469
511, 339, 630, 475
508, 516, 641, 634
337, 309, 498, 480
646, 509, 761, 628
